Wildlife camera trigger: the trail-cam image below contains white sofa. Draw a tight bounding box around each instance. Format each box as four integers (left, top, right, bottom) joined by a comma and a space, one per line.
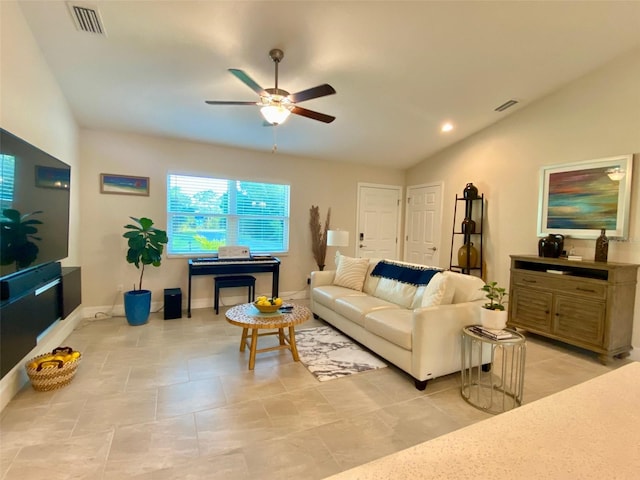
310, 256, 490, 389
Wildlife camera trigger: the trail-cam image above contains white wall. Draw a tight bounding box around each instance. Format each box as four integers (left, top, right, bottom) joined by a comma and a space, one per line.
0, 1, 81, 410
407, 49, 640, 357
78, 129, 404, 313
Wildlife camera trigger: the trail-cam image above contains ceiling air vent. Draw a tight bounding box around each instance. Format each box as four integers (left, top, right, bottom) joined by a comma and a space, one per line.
67, 3, 106, 35
494, 99, 519, 112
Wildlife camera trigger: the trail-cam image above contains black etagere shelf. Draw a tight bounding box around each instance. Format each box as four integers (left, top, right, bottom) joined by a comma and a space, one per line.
449, 186, 484, 277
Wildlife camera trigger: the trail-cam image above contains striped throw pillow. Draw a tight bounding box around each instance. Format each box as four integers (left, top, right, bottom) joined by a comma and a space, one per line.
333, 256, 370, 291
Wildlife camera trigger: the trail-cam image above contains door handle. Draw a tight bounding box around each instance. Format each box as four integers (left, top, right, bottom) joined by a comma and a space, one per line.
359, 244, 367, 248
430, 247, 437, 251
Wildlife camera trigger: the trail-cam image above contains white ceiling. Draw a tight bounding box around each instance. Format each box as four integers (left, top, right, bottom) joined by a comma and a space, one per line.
17, 1, 640, 169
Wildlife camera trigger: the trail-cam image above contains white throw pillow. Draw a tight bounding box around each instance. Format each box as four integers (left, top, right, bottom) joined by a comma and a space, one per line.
419, 273, 455, 307
412, 281, 448, 309
333, 256, 370, 291
443, 271, 486, 304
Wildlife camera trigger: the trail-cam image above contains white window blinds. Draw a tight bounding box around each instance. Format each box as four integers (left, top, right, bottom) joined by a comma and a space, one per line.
167, 174, 290, 255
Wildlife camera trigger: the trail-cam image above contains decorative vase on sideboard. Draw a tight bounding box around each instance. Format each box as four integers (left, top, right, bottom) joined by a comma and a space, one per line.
538, 234, 565, 258
595, 229, 608, 262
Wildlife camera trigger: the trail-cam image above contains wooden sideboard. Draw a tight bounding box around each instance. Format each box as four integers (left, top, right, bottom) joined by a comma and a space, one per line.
508, 255, 638, 363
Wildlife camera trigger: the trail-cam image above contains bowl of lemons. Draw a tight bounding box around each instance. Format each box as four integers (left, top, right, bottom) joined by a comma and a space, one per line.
254, 296, 283, 313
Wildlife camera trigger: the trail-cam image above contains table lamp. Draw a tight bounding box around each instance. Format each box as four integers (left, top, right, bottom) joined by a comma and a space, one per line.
327, 229, 350, 266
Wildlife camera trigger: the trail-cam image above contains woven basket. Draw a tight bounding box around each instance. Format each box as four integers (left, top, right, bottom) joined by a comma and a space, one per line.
25, 347, 82, 392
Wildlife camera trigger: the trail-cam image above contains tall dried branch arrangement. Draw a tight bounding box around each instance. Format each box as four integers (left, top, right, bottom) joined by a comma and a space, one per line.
309, 205, 331, 270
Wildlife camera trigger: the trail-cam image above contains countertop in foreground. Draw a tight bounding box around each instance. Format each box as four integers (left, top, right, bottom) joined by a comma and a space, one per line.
325, 362, 640, 479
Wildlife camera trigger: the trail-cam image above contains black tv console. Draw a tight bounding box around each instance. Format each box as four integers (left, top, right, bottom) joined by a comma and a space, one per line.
0, 263, 82, 379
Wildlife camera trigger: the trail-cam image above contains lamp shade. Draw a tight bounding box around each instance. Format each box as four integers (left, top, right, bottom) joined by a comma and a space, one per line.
260, 105, 291, 125
327, 230, 349, 247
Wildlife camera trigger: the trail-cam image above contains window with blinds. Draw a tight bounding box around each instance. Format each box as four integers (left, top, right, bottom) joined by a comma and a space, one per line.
0, 154, 16, 210
167, 174, 290, 256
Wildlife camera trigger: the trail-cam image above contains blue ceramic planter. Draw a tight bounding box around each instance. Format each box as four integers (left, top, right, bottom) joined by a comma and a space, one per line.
124, 290, 151, 326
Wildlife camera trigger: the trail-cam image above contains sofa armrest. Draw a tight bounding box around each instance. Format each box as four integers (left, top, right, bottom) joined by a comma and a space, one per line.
310, 270, 335, 288
411, 300, 485, 379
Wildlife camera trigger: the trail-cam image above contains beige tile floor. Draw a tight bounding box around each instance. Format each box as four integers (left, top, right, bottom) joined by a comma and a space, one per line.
0, 300, 626, 480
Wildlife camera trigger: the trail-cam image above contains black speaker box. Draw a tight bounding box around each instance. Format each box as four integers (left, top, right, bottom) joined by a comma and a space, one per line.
164, 288, 182, 320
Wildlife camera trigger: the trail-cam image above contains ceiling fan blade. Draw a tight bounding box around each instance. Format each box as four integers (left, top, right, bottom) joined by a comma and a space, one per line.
229, 69, 266, 96
205, 100, 257, 105
289, 84, 336, 103
291, 106, 335, 123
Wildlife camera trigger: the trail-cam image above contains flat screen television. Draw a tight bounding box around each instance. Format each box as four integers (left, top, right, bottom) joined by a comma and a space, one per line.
0, 129, 70, 281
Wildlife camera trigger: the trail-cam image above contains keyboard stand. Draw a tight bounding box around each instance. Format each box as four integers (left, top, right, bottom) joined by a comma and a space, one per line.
187, 257, 280, 317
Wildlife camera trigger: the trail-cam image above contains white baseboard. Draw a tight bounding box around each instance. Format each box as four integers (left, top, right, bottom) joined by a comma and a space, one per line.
0, 308, 83, 413
82, 289, 309, 320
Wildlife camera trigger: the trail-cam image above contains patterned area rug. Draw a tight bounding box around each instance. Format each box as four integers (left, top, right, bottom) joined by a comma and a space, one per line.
295, 326, 387, 381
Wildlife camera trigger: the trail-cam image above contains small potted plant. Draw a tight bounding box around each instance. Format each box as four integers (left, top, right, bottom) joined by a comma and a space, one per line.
480, 281, 508, 330
123, 217, 168, 326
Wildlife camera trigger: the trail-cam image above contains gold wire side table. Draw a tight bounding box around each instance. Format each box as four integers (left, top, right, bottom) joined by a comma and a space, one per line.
461, 326, 526, 414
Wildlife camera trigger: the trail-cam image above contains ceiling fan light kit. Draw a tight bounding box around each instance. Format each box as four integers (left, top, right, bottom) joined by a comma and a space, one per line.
206, 48, 336, 126
260, 105, 291, 125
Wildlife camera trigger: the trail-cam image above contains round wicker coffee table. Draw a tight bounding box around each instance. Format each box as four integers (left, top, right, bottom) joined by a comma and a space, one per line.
225, 303, 310, 370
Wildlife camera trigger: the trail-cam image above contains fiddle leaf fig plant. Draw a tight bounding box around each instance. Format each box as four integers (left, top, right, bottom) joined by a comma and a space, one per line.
123, 217, 168, 291
481, 281, 508, 311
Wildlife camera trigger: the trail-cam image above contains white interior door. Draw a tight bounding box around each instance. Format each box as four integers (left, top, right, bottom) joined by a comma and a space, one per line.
404, 183, 443, 266
357, 184, 402, 259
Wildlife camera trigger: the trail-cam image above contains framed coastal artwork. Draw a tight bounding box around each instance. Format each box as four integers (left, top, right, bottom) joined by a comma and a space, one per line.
100, 174, 149, 196
537, 155, 633, 239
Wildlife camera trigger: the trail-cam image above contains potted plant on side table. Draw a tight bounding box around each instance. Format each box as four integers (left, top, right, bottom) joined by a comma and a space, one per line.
123, 216, 168, 326
480, 281, 508, 330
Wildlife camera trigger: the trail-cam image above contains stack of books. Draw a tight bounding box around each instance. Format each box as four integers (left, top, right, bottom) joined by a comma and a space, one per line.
468, 325, 518, 341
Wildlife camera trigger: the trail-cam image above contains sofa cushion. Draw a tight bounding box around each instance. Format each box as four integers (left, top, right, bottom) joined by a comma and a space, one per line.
443, 271, 486, 304
374, 277, 418, 308
313, 285, 367, 309
364, 309, 413, 350
334, 295, 400, 327
333, 255, 370, 291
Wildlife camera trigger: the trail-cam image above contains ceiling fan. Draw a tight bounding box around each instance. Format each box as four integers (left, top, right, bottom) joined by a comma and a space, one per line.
206, 48, 336, 125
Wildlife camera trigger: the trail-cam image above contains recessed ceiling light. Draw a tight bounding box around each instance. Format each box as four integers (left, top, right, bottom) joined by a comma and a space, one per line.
441, 122, 454, 132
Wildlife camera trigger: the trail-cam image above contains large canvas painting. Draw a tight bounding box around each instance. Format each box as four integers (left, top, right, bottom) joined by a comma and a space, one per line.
537, 155, 633, 239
